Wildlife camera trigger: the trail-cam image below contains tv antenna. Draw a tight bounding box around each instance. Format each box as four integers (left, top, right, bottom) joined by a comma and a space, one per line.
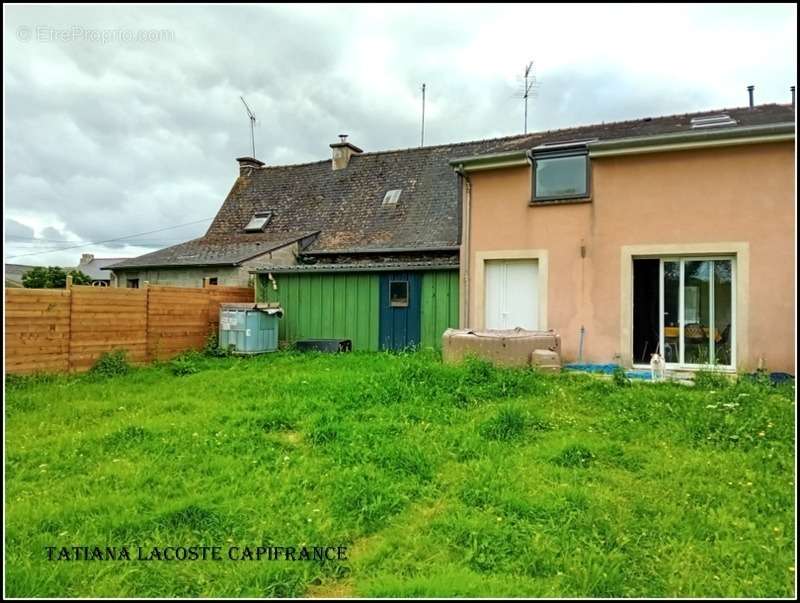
515, 62, 538, 134
240, 96, 257, 157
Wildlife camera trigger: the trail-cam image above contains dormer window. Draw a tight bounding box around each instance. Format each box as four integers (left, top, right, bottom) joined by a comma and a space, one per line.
244, 211, 273, 232
530, 143, 590, 203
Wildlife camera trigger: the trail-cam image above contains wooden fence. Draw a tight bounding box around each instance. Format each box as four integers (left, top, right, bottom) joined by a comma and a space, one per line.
5, 284, 253, 374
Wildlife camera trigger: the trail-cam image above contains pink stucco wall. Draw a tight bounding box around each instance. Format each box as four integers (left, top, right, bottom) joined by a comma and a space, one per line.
466, 141, 795, 372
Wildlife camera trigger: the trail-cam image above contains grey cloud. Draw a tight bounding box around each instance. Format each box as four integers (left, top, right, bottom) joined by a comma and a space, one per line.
5, 218, 35, 239
4, 4, 795, 266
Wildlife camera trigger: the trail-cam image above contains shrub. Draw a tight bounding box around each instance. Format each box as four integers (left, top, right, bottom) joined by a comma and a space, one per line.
203, 332, 231, 357
22, 266, 91, 288
90, 349, 131, 378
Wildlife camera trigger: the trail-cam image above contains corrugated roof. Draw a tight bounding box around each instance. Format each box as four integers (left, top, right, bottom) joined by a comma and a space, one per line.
249, 257, 459, 274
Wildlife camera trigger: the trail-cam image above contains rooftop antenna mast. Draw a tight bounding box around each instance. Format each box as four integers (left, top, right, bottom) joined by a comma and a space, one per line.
420, 83, 426, 147
522, 62, 537, 134
240, 96, 257, 157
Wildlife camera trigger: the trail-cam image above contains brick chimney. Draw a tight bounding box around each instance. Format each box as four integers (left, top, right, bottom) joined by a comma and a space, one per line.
236, 156, 265, 176
330, 134, 363, 170
79, 253, 94, 266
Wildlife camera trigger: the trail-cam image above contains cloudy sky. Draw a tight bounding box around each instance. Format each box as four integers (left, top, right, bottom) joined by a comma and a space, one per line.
4, 3, 796, 267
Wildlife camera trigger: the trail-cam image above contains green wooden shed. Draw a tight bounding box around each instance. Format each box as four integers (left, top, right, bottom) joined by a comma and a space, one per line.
255, 262, 459, 351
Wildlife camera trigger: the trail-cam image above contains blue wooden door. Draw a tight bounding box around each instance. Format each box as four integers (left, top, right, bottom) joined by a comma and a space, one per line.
379, 272, 421, 350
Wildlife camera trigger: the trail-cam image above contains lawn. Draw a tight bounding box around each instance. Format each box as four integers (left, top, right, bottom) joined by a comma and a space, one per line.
4, 350, 796, 598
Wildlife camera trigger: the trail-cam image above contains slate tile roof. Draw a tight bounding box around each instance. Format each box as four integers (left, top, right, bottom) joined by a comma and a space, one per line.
77, 257, 130, 280
105, 232, 317, 270
116, 103, 794, 269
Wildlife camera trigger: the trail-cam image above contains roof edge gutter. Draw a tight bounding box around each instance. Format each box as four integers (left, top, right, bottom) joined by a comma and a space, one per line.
305, 245, 459, 255
249, 263, 460, 275
447, 123, 795, 168
104, 261, 240, 271
448, 150, 529, 172
589, 122, 795, 157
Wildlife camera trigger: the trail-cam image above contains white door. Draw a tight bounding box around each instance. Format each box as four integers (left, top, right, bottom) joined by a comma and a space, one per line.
485, 259, 539, 330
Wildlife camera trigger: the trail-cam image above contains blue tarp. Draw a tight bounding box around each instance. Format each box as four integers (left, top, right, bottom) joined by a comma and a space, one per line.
564, 363, 795, 385
743, 371, 795, 385
563, 363, 619, 374
563, 363, 653, 380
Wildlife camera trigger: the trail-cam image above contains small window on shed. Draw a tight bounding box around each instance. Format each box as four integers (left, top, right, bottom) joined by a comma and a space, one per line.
382, 189, 402, 206
207, 277, 218, 286
126, 278, 140, 289
244, 211, 273, 232
390, 280, 409, 307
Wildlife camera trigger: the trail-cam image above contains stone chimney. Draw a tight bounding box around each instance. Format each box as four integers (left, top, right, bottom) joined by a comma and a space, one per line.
236, 156, 265, 176
330, 134, 363, 170
79, 253, 94, 266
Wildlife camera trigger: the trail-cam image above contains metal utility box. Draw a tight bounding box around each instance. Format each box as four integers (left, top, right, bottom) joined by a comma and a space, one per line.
219, 303, 283, 354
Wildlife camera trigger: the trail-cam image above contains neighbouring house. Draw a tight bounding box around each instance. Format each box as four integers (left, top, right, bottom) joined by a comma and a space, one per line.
110, 134, 546, 350
452, 102, 795, 373
76, 254, 130, 287
4, 264, 36, 288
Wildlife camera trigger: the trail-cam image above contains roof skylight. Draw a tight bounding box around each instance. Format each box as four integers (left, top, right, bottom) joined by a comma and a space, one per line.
690, 114, 737, 129
533, 138, 598, 151
244, 211, 273, 232
382, 189, 402, 206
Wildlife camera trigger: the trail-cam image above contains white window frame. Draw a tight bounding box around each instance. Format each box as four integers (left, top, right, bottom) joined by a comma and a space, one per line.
633, 255, 736, 370
244, 211, 273, 232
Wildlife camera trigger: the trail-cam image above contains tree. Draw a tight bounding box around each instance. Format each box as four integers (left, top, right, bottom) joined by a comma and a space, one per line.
22, 266, 92, 289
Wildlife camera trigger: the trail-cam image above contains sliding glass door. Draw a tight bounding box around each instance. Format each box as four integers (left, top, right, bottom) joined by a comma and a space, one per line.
633, 257, 735, 368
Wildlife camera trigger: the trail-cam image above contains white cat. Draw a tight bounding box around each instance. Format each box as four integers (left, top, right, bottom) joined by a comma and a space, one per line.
650, 352, 666, 381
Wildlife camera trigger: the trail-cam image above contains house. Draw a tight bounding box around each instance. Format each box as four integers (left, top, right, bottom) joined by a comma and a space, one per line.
4, 264, 36, 288
76, 254, 130, 287
109, 100, 795, 363
110, 134, 543, 349
451, 102, 795, 373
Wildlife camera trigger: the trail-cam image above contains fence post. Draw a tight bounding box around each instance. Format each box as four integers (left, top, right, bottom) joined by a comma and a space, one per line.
143, 281, 151, 363
66, 277, 74, 372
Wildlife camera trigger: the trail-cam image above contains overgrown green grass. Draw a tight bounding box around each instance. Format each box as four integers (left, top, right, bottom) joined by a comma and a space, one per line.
5, 351, 796, 597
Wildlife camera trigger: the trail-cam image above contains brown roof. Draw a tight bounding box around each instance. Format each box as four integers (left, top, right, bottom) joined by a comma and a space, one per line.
105, 232, 317, 270
117, 103, 794, 269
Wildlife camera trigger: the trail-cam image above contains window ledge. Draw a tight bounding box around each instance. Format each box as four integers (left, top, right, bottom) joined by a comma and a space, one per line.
529, 197, 592, 207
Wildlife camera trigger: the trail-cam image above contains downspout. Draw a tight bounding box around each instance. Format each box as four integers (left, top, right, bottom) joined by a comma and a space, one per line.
454, 164, 471, 327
